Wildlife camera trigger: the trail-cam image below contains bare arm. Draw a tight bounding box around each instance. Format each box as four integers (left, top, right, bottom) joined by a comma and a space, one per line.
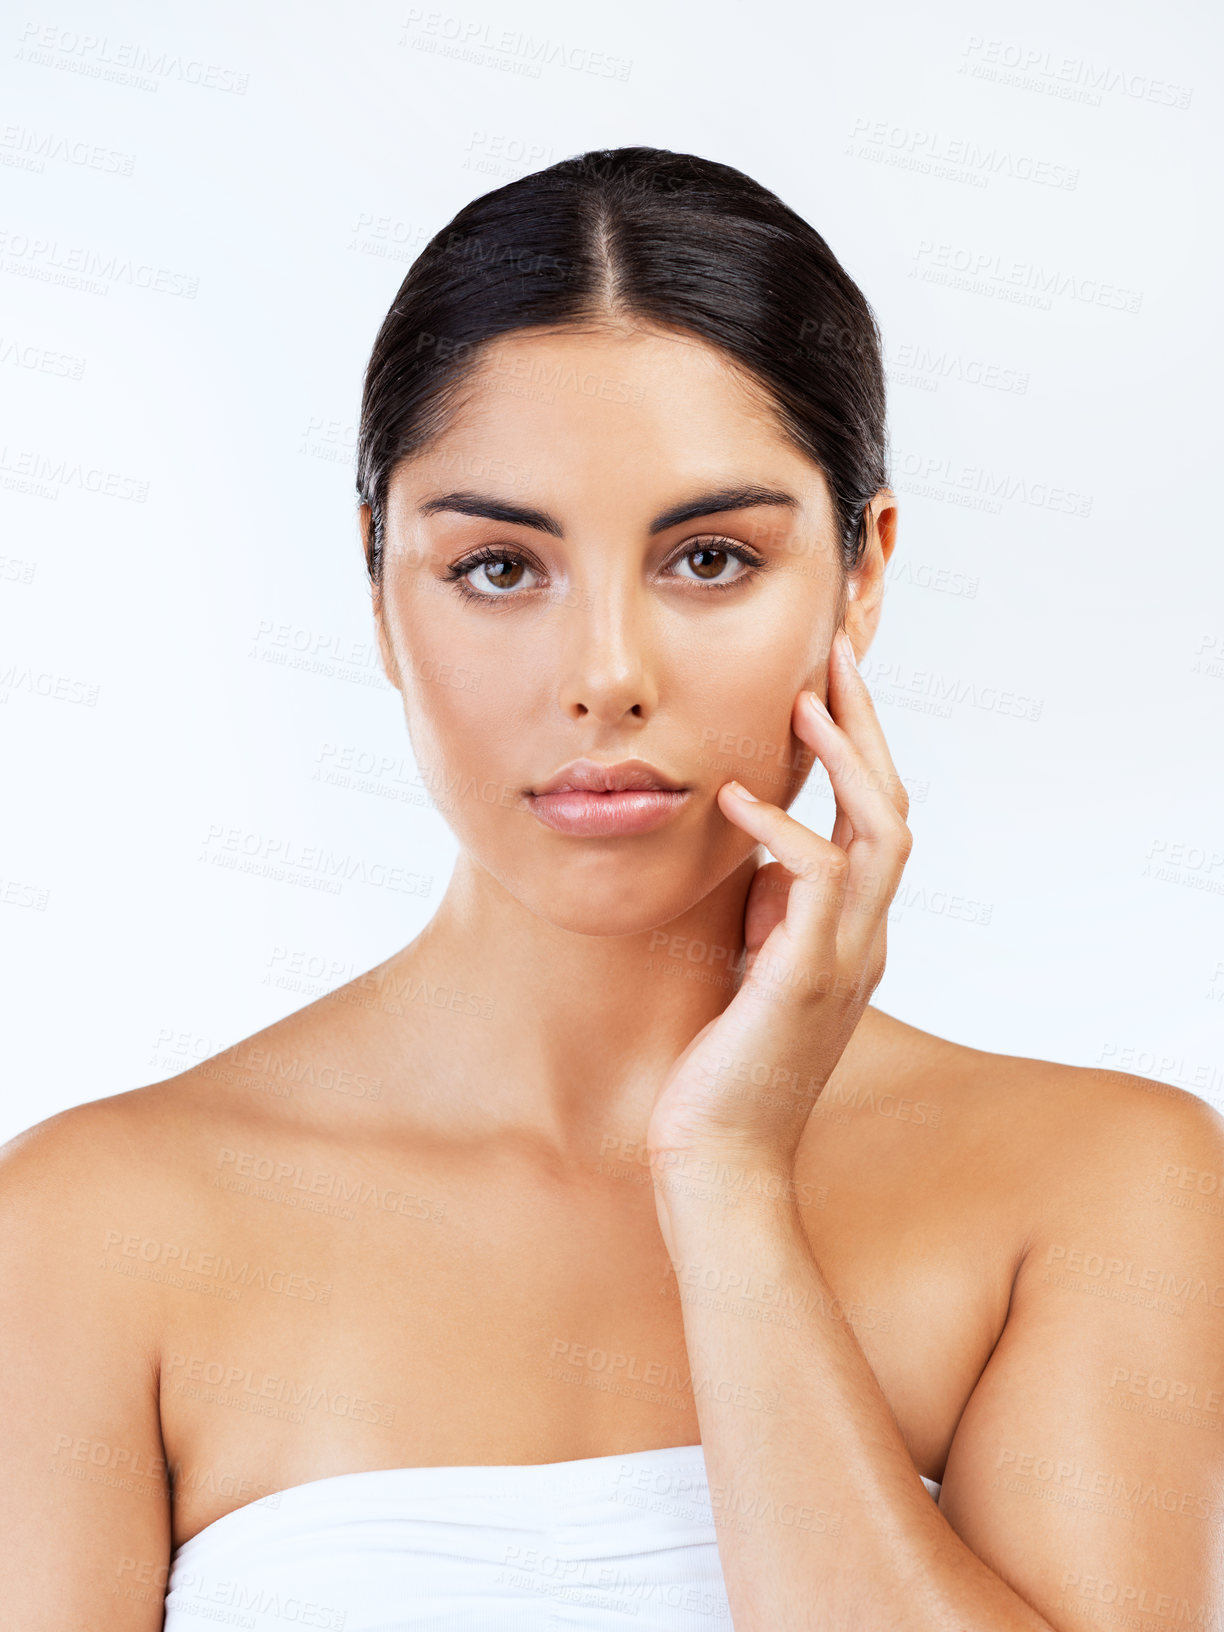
644, 635, 1224, 1625
658, 1086, 1224, 1629
0, 1104, 171, 1630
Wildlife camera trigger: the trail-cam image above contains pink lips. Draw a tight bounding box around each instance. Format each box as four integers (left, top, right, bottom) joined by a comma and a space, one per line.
526, 757, 691, 837
527, 788, 691, 836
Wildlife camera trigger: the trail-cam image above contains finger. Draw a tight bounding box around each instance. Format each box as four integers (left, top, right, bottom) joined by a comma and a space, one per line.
792, 687, 908, 852
838, 849, 903, 979
857, 914, 890, 1006
827, 629, 909, 822
790, 689, 911, 967
717, 781, 849, 972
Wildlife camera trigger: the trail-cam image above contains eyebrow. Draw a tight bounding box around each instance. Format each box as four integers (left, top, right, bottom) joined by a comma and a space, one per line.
417, 483, 799, 537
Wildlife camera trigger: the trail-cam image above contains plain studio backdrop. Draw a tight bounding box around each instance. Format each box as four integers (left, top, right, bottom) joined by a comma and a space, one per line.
1, 0, 1220, 1143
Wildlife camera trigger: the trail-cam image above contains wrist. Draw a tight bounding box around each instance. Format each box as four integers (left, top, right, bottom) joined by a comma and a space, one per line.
649, 1140, 793, 1190
649, 1144, 808, 1235
662, 1182, 811, 1295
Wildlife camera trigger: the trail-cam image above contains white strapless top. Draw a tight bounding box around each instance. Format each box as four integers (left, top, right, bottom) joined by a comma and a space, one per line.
163, 1442, 942, 1630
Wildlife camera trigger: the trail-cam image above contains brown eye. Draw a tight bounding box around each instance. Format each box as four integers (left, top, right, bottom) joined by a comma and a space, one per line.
669, 538, 758, 588
687, 547, 732, 580
448, 550, 543, 599
474, 559, 527, 591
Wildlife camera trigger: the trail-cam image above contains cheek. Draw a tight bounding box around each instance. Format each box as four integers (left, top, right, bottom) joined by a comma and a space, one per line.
386, 591, 504, 750
406, 668, 499, 766
397, 650, 539, 840
696, 647, 819, 804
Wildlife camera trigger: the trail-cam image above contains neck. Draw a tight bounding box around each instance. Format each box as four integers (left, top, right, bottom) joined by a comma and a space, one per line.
370, 846, 766, 1160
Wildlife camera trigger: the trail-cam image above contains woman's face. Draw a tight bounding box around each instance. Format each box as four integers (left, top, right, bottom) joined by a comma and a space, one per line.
369, 323, 883, 936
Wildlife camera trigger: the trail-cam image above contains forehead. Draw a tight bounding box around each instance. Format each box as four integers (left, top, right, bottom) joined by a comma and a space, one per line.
398, 325, 825, 492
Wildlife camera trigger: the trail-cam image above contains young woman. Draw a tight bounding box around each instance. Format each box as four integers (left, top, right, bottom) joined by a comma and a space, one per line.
3, 146, 1220, 1632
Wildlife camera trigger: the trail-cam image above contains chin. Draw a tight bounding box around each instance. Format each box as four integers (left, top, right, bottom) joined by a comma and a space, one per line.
487, 837, 752, 942
519, 870, 703, 939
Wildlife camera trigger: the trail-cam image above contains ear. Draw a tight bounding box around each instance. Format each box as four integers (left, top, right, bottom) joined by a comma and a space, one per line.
358, 503, 402, 693
358, 501, 375, 577
841, 488, 898, 662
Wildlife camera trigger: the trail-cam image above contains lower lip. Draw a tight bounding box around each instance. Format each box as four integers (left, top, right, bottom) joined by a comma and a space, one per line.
526, 789, 691, 836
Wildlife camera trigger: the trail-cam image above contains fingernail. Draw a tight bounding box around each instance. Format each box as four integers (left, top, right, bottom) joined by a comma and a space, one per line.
726, 780, 758, 801
805, 689, 830, 716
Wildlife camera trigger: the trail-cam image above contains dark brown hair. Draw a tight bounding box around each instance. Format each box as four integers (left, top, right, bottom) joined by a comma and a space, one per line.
357, 146, 888, 587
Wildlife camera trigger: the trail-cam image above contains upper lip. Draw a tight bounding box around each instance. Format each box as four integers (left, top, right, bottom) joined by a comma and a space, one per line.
531, 758, 687, 795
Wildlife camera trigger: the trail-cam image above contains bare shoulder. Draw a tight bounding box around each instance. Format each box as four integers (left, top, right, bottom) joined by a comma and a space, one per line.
0, 1089, 184, 1625
0, 1024, 357, 1625
853, 1004, 1224, 1227
0, 1078, 226, 1343
1, 1054, 250, 1199
0, 1079, 190, 1227
0, 978, 375, 1226
1, 949, 430, 1273
918, 1021, 1224, 1595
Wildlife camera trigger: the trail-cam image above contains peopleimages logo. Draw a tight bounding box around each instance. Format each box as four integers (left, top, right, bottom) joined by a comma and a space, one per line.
0, 443, 149, 501
891, 447, 1092, 519
887, 340, 1029, 397
910, 240, 1142, 315
398, 10, 632, 80
0, 336, 85, 380
859, 657, 1044, 724
846, 117, 1079, 191
0, 227, 198, 298
0, 122, 136, 176
15, 23, 249, 94
958, 35, 1192, 111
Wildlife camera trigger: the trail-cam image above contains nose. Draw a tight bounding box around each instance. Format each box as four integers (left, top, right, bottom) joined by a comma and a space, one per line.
555, 576, 658, 724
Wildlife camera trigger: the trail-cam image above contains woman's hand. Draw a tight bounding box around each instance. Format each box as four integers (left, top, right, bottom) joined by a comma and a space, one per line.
646, 627, 912, 1190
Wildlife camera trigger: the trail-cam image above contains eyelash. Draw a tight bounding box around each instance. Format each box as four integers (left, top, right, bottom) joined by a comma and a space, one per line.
442, 537, 767, 606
